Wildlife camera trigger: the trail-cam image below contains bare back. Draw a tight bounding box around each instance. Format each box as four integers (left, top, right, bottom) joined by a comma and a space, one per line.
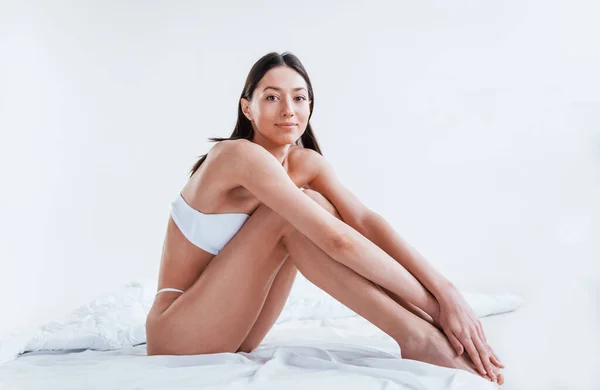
154, 139, 317, 312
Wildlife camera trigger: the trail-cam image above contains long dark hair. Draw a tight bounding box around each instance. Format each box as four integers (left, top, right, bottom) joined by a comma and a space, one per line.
189, 51, 323, 177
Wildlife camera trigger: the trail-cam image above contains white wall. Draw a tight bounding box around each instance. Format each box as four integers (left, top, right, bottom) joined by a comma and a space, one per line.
1, 0, 598, 338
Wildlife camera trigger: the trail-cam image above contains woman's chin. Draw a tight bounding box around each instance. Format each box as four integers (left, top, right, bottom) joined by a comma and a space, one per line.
276, 135, 300, 145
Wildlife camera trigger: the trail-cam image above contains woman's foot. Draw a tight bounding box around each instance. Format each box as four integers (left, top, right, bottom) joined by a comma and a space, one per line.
399, 325, 504, 385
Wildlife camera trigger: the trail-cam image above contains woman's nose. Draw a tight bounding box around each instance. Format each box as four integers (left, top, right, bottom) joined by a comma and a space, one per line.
281, 99, 295, 116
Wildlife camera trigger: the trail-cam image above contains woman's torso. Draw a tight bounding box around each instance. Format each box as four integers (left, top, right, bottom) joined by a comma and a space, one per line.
148, 139, 317, 318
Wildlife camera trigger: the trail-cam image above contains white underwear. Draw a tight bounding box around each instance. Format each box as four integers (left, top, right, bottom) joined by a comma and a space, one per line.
156, 288, 185, 296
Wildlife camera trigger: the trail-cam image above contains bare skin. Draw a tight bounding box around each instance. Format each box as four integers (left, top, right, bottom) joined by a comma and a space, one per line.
279, 191, 488, 379
145, 66, 503, 384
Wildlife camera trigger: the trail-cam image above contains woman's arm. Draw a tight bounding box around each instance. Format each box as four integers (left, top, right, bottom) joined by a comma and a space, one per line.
289, 145, 502, 378
355, 211, 504, 378
225, 140, 439, 317
302, 147, 443, 321
228, 141, 501, 378
355, 212, 455, 300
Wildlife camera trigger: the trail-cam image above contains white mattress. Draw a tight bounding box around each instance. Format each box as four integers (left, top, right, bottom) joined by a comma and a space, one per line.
0, 280, 596, 390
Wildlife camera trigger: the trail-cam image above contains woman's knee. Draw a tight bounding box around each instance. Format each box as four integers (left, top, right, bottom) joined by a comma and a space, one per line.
252, 201, 295, 238
302, 189, 341, 219
281, 189, 341, 238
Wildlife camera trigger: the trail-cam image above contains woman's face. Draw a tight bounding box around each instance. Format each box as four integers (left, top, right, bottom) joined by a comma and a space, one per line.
241, 66, 312, 146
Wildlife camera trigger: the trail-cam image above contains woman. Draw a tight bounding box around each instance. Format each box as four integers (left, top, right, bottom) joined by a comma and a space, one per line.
145, 52, 504, 384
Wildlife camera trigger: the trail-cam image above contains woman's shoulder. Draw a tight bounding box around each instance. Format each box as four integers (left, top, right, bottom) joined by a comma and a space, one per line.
212, 138, 259, 158
204, 139, 271, 179
203, 139, 252, 166
215, 139, 305, 160
212, 139, 320, 172
289, 144, 323, 170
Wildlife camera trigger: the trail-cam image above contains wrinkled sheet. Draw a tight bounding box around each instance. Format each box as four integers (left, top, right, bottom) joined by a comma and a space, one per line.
0, 279, 523, 365
0, 316, 499, 390
2, 281, 596, 389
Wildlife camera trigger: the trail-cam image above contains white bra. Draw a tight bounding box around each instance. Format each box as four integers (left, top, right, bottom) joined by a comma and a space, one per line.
170, 193, 250, 255
158, 188, 307, 296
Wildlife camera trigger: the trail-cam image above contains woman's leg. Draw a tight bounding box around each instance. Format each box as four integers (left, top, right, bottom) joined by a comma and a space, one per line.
237, 191, 434, 353
278, 190, 487, 379
146, 202, 296, 356
236, 258, 298, 353
146, 188, 493, 381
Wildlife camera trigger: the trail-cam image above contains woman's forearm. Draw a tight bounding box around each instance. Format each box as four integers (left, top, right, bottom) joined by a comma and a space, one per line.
327, 218, 441, 320
356, 211, 455, 299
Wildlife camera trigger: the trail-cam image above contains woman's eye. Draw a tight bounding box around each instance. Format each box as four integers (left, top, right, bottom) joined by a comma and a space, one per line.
266, 95, 307, 101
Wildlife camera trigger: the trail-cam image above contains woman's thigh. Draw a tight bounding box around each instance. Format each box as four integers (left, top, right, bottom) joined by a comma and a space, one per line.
146, 202, 292, 356
235, 257, 298, 353
236, 189, 341, 352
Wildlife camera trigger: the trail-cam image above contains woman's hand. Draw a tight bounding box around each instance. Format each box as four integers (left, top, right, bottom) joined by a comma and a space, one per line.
436, 287, 505, 381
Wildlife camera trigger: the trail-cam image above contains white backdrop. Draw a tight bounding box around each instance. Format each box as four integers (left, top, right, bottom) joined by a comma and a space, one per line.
1, 0, 598, 340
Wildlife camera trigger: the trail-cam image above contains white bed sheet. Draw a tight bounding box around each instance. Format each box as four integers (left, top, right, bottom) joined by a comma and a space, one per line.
1, 279, 596, 390
0, 316, 499, 390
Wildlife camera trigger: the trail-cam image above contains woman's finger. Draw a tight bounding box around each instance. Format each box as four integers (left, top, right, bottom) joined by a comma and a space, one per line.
465, 357, 494, 383
489, 347, 505, 368
461, 335, 487, 377
476, 322, 505, 369
476, 322, 488, 344
445, 331, 464, 356
472, 332, 496, 382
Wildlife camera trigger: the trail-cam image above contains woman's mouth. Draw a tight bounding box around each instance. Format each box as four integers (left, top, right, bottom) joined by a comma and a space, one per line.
276, 124, 297, 130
